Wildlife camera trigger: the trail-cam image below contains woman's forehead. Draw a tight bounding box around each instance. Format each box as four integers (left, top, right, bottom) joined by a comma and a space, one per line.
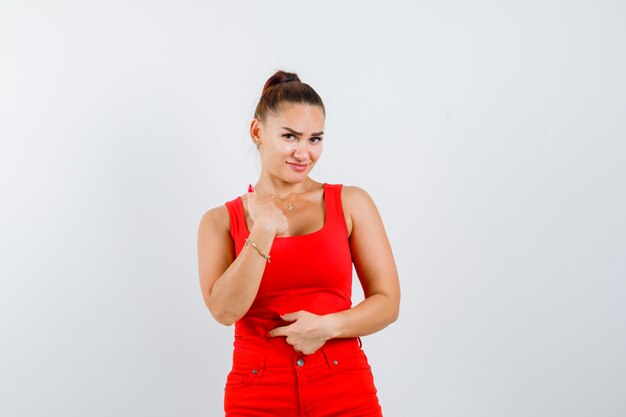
268, 104, 325, 127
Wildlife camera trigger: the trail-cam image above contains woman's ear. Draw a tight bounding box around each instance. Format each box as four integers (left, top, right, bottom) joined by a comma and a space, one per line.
250, 118, 262, 144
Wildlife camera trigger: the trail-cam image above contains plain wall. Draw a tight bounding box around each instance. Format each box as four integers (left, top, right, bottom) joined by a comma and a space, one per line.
1, 1, 625, 416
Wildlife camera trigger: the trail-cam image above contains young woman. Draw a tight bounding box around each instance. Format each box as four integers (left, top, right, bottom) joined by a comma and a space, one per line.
197, 70, 400, 417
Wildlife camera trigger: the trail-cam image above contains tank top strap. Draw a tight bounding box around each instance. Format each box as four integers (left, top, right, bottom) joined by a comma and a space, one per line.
224, 197, 247, 243
324, 183, 349, 237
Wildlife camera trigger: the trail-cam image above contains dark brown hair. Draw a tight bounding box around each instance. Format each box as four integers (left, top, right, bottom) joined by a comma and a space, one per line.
253, 70, 325, 122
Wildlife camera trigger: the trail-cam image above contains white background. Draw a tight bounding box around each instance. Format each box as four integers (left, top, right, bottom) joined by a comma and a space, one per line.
1, 1, 625, 416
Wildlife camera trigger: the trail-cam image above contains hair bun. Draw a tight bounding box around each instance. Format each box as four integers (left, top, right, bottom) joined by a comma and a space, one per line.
261, 70, 300, 96
254, 69, 325, 122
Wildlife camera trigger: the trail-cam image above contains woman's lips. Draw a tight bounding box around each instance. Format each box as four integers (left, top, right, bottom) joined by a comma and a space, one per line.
286, 162, 308, 172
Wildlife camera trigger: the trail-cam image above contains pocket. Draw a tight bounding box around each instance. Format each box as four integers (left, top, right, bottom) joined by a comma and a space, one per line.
225, 367, 257, 387
225, 349, 265, 388
326, 347, 372, 374
322, 347, 379, 398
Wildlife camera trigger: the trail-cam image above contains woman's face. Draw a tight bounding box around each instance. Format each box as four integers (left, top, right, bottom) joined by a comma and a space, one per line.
251, 103, 325, 183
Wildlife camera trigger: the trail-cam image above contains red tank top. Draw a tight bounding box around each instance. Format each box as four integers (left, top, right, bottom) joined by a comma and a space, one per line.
224, 183, 353, 353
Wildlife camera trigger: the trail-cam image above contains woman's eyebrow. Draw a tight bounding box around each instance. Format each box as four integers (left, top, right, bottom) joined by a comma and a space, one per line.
281, 127, 324, 136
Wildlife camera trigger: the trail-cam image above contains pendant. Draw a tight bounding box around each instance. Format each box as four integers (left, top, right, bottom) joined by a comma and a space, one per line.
287, 203, 295, 211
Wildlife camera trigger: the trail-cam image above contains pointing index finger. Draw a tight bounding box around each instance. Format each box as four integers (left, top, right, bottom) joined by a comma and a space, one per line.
267, 325, 289, 338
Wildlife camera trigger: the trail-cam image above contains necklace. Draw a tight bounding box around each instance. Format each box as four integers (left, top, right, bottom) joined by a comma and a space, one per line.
256, 178, 310, 211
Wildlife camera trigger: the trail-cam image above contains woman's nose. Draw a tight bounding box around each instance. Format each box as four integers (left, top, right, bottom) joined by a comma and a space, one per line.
293, 142, 309, 160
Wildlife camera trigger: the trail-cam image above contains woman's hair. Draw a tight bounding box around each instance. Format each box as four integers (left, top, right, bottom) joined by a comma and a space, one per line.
254, 70, 325, 122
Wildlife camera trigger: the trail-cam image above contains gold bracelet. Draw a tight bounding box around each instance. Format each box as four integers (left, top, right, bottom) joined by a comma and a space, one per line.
244, 238, 271, 263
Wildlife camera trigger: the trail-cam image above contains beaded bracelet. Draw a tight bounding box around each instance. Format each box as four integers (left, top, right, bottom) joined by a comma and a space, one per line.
244, 238, 271, 263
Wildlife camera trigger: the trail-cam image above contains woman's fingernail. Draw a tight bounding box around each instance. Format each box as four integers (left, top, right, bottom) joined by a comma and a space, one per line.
248, 184, 254, 192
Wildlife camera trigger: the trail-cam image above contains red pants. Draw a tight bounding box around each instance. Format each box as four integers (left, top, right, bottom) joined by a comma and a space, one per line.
224, 337, 383, 417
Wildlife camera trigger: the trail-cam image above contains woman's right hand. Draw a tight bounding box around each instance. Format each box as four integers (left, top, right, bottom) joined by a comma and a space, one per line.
246, 184, 289, 236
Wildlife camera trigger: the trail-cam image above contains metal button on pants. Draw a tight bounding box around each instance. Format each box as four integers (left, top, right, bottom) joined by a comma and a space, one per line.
224, 337, 383, 417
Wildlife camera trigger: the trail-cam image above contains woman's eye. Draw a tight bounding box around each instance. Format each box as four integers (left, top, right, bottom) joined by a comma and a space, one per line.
282, 134, 322, 143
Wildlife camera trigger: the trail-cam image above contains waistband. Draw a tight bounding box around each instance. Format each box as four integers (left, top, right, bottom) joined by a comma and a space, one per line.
231, 337, 364, 370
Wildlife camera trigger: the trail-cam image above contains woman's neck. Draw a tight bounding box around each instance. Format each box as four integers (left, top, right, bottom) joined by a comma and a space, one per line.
255, 176, 311, 200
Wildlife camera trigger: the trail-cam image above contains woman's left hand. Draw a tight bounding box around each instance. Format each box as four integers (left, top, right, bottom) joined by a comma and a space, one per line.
267, 310, 335, 355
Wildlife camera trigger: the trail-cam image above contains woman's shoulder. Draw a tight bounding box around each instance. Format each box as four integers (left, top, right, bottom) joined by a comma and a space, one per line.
339, 184, 377, 207
336, 185, 379, 237
198, 202, 233, 235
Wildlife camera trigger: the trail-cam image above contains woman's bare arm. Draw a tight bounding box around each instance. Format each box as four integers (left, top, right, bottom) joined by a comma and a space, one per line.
197, 206, 274, 325
197, 189, 287, 326
325, 185, 400, 337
